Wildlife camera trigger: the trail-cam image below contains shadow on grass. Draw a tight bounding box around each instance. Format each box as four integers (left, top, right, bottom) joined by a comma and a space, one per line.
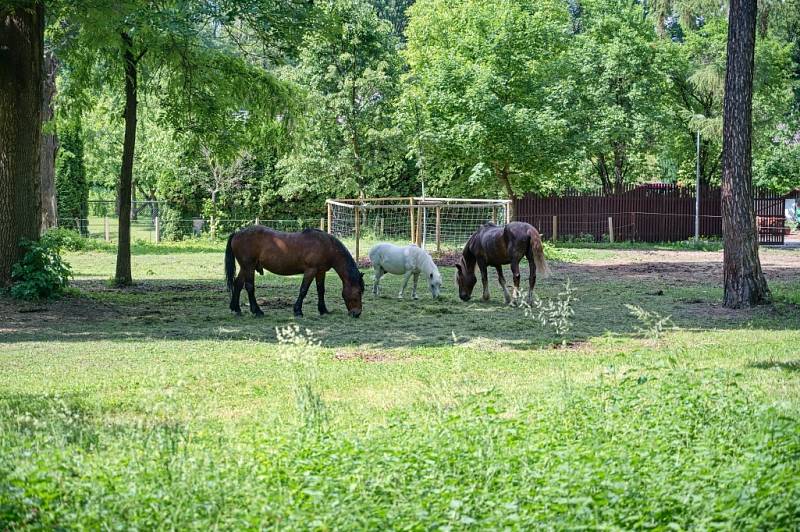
748, 359, 800, 372
4, 256, 800, 350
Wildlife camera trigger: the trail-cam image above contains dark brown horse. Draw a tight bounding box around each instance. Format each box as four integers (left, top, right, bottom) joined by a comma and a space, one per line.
225, 226, 364, 318
455, 221, 548, 304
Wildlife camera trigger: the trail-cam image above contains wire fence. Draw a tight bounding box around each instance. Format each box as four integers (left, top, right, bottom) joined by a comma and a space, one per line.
55, 216, 326, 244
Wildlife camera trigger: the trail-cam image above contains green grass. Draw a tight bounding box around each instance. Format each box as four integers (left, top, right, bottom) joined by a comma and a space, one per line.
2, 246, 800, 529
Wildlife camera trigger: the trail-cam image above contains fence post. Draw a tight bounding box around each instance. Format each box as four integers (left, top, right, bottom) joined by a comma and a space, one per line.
552, 215, 558, 243
319, 217, 325, 231
326, 202, 333, 234
409, 198, 415, 243
354, 206, 361, 262
435, 206, 441, 253
416, 206, 423, 247
155, 216, 160, 244
492, 206, 497, 225
255, 216, 260, 226
210, 216, 216, 239
608, 216, 614, 243
104, 216, 110, 242
379, 216, 384, 237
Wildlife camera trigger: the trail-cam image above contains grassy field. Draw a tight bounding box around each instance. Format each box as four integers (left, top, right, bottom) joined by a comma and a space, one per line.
2, 242, 800, 529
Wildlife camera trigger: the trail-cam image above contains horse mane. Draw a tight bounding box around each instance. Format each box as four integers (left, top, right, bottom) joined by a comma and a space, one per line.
328, 233, 364, 290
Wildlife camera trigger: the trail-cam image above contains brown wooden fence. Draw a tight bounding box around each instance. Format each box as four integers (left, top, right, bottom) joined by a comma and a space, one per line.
514, 184, 786, 245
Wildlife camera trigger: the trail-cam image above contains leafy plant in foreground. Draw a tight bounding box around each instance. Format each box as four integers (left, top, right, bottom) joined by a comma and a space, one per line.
9, 238, 72, 300
276, 324, 327, 431
625, 303, 674, 340
517, 279, 578, 338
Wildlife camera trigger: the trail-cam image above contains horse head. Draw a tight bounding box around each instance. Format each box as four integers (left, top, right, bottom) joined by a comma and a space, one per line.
454, 256, 476, 301
343, 271, 364, 318
428, 267, 442, 299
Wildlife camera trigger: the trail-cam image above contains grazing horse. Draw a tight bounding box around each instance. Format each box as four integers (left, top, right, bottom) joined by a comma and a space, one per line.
455, 221, 548, 304
368, 243, 442, 299
225, 226, 364, 318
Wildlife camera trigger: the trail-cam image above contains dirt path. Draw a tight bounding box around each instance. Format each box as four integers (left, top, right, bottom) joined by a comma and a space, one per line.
554, 248, 800, 285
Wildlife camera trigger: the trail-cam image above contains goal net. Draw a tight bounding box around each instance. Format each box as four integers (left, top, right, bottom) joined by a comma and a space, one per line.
326, 197, 511, 260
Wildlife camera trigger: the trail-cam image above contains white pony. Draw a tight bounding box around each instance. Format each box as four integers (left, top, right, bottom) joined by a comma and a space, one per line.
369, 243, 442, 299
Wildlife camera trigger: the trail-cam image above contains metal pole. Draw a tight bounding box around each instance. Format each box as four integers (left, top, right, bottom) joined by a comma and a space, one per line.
354, 206, 361, 262
695, 130, 701, 243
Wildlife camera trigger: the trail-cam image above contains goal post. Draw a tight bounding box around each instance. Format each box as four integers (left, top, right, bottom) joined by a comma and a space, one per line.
326, 197, 511, 261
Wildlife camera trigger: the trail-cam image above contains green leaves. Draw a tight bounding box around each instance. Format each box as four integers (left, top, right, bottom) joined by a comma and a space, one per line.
402, 0, 570, 198
9, 236, 72, 300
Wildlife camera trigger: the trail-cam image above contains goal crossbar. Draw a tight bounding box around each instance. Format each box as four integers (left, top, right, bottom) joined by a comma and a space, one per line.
325, 196, 511, 262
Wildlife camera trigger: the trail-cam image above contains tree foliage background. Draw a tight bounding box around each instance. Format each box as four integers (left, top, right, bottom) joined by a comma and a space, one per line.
45, 0, 800, 224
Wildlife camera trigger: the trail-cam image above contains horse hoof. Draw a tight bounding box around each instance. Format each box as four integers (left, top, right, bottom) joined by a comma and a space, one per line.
318, 308, 329, 315
413, 295, 419, 300
252, 311, 264, 318
294, 311, 303, 318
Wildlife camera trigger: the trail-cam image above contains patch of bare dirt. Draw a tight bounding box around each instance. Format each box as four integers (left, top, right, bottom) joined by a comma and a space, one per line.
333, 349, 417, 363
0, 294, 122, 334
554, 248, 800, 285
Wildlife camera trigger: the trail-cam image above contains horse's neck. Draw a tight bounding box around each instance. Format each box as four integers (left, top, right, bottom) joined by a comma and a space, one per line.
332, 256, 356, 286
463, 248, 477, 271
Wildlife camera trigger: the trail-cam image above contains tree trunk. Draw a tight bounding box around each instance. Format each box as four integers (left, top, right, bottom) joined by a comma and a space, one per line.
0, 4, 44, 286
612, 142, 626, 193
115, 33, 138, 286
496, 161, 516, 221
595, 153, 612, 195
40, 47, 58, 231
721, 0, 770, 308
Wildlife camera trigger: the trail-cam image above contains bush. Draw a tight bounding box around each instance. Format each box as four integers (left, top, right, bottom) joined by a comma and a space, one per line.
9, 238, 72, 300
55, 117, 89, 235
41, 228, 88, 252
159, 205, 191, 242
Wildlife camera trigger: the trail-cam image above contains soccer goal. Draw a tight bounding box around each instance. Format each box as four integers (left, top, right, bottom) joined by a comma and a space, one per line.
325, 197, 511, 261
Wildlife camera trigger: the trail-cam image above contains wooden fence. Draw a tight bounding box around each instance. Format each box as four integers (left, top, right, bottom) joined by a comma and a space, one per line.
514, 184, 786, 245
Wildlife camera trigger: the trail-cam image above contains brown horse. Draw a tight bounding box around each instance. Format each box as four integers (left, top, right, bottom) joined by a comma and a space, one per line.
225, 226, 364, 318
455, 221, 548, 304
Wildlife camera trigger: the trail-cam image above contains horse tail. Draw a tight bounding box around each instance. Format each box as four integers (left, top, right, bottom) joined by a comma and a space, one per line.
529, 227, 550, 277
225, 232, 237, 293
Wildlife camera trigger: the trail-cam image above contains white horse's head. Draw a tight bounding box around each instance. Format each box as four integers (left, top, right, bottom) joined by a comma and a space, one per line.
427, 265, 442, 299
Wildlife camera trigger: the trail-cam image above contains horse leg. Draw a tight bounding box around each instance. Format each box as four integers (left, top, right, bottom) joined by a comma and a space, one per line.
315, 271, 329, 315
230, 271, 245, 315
496, 266, 511, 305
399, 270, 412, 299
244, 268, 263, 317
294, 270, 315, 318
510, 255, 522, 303
412, 272, 419, 300
526, 247, 537, 303
478, 259, 490, 301
373, 265, 383, 296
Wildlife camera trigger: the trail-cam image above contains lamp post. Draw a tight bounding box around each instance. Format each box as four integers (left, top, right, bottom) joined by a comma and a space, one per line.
695, 130, 701, 243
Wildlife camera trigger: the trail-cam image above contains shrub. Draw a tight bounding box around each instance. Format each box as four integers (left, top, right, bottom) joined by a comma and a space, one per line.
55, 117, 89, 235
158, 205, 191, 242
9, 238, 72, 300
41, 228, 87, 252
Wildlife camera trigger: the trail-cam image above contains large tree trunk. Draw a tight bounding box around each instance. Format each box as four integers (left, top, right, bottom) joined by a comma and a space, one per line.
40, 47, 58, 231
0, 4, 44, 286
721, 0, 770, 308
115, 33, 138, 286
